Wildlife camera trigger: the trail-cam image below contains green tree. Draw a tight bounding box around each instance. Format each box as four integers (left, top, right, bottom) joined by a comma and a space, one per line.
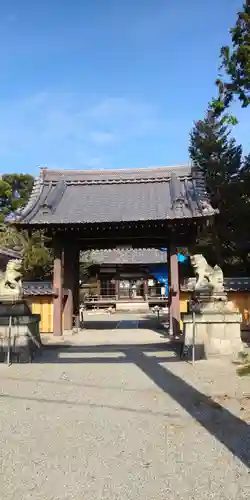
0, 225, 52, 280
235, 152, 250, 266
189, 109, 250, 274
0, 173, 53, 279
3, 173, 34, 210
212, 1, 250, 115
79, 251, 94, 281
0, 173, 34, 221
0, 179, 12, 222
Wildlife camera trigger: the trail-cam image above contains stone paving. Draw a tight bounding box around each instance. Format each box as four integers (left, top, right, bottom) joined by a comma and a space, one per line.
1, 312, 250, 499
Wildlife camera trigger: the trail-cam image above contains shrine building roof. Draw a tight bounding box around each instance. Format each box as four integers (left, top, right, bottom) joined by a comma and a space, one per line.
14, 165, 216, 226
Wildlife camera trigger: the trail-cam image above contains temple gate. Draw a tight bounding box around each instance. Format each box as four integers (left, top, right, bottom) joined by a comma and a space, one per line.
13, 165, 215, 336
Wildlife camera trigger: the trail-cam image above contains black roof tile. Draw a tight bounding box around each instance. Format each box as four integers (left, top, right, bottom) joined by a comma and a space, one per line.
81, 248, 168, 264
0, 247, 21, 259
23, 281, 53, 296
22, 276, 250, 296
15, 165, 216, 225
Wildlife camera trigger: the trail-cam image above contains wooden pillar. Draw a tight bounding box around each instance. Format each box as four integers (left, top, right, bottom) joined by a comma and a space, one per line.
53, 237, 63, 336
143, 278, 148, 300
96, 275, 101, 297
115, 278, 120, 300
73, 248, 80, 327
168, 244, 180, 336
63, 244, 75, 332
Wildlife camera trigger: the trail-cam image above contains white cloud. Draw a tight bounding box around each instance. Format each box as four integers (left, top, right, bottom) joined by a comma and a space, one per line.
88, 97, 162, 137
0, 92, 164, 171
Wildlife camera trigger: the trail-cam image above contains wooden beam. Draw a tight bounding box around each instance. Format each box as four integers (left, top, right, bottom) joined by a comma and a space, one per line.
115, 278, 120, 300
63, 244, 75, 332
53, 238, 63, 336
96, 275, 101, 297
168, 244, 180, 336
143, 278, 148, 300
73, 248, 80, 328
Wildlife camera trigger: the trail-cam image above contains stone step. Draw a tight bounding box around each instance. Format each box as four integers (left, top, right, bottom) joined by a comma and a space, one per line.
116, 301, 149, 312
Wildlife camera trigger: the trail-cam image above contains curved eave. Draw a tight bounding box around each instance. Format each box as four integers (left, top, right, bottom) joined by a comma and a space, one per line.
12, 165, 217, 227
14, 214, 216, 229
12, 176, 44, 225
0, 247, 22, 259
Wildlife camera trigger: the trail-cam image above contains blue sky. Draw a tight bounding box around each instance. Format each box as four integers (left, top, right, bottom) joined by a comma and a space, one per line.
0, 0, 247, 175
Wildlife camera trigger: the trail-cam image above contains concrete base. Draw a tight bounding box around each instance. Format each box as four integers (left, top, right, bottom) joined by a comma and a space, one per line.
182, 311, 243, 359
116, 301, 149, 312
0, 315, 41, 362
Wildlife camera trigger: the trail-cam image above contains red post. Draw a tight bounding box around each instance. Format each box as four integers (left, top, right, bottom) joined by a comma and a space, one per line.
63, 244, 75, 332
96, 276, 101, 298
73, 248, 80, 327
168, 244, 180, 336
53, 238, 63, 336
115, 278, 120, 300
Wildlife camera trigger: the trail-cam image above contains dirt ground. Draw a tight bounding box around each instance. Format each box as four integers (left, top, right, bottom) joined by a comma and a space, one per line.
1, 312, 250, 499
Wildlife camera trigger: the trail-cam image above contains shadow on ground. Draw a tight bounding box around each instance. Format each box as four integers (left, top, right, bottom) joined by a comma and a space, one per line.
82, 315, 168, 335
83, 315, 167, 331
13, 340, 249, 469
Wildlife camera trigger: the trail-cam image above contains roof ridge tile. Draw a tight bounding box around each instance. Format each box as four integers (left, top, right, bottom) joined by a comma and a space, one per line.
14, 163, 216, 225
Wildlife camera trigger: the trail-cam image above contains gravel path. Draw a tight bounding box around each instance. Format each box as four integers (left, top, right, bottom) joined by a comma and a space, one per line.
1, 316, 250, 499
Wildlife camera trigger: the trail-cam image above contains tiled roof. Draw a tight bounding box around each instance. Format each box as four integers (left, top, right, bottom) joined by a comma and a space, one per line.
0, 247, 21, 259
182, 277, 250, 292
22, 277, 250, 296
225, 277, 250, 291
82, 248, 168, 264
23, 281, 53, 296
14, 165, 216, 225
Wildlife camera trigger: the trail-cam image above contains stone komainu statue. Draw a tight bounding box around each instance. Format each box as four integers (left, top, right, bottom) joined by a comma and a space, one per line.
190, 254, 224, 293
0, 258, 23, 301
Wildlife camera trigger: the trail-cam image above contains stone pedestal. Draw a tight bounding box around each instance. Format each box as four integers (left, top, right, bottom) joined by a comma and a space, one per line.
183, 311, 242, 359
182, 292, 243, 359
0, 301, 41, 362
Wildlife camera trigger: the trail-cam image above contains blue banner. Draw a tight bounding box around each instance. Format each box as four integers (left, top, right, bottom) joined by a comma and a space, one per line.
149, 250, 188, 296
